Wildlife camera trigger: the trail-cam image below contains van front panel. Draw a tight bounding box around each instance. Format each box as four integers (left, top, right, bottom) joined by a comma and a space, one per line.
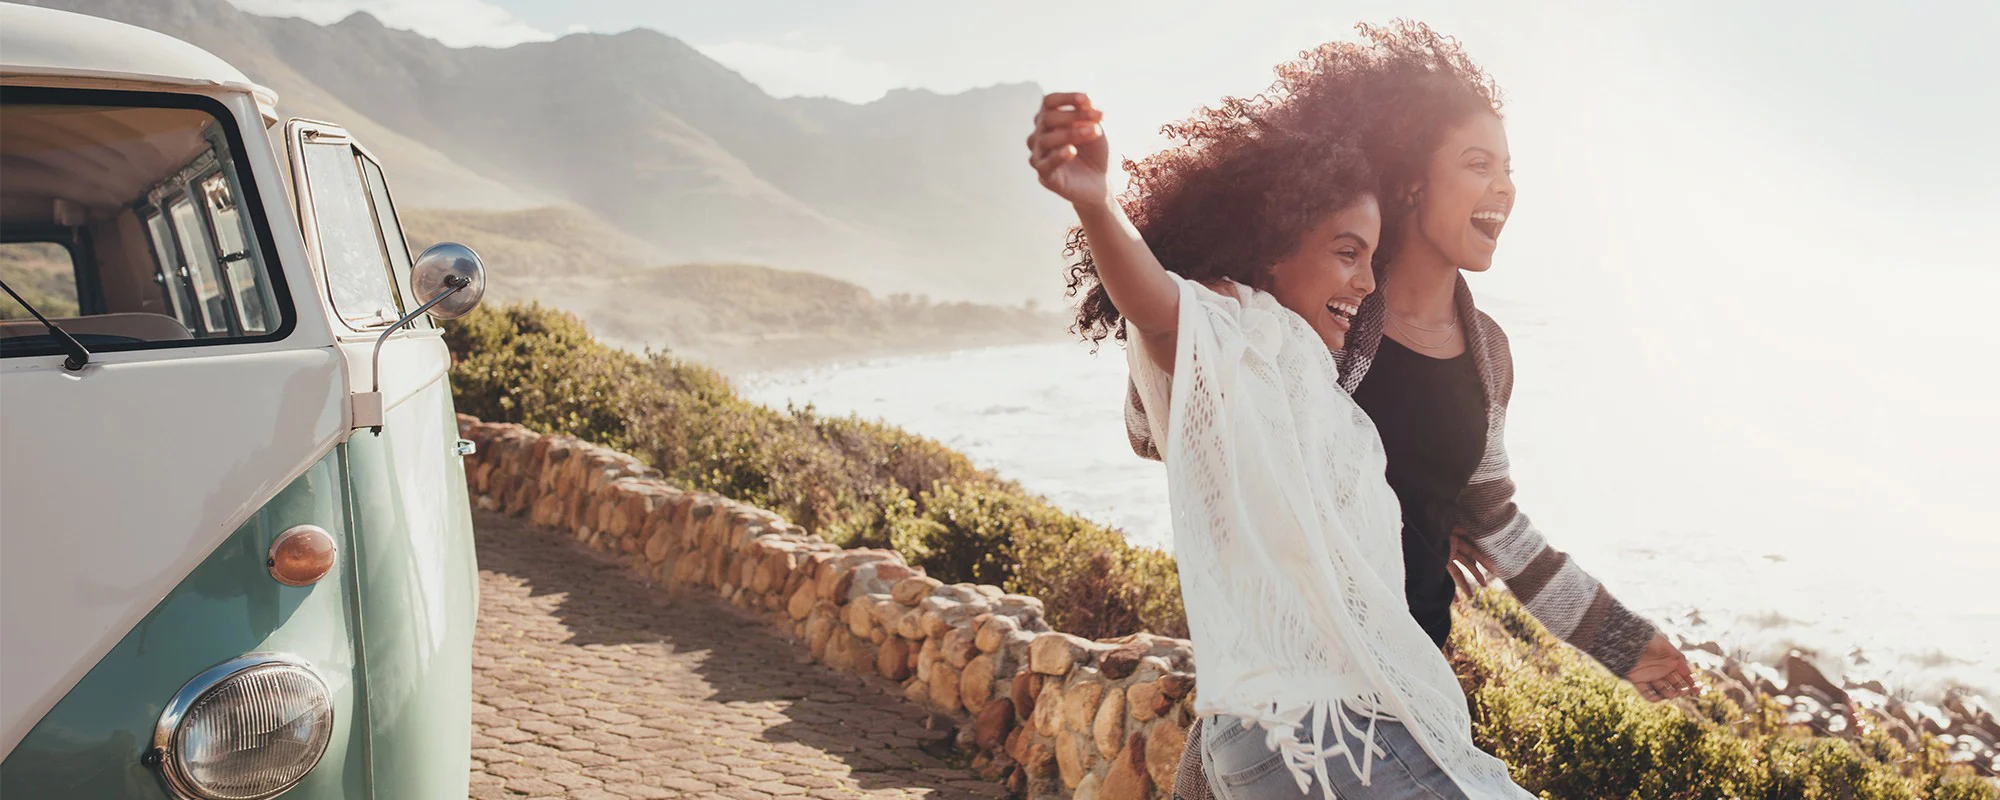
0, 347, 348, 754
0, 452, 368, 798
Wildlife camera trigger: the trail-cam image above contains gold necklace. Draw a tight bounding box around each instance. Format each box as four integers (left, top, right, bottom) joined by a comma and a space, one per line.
1389, 313, 1458, 349
1388, 309, 1459, 333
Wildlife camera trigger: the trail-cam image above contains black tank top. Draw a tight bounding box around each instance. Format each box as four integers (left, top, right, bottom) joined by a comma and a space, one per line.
1349, 336, 1489, 647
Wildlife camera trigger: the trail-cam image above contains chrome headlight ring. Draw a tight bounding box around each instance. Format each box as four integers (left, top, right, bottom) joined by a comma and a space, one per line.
149, 652, 335, 800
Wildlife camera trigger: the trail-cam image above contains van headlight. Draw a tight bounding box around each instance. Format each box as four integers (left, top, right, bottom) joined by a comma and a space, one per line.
153, 653, 334, 800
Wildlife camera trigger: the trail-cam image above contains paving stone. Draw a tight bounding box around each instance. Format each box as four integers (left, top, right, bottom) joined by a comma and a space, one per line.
503, 776, 565, 795
543, 770, 602, 789
660, 776, 719, 793
731, 765, 788, 782
603, 783, 674, 799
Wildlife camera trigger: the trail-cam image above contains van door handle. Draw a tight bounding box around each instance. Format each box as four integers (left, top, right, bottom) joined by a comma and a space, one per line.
454, 439, 476, 457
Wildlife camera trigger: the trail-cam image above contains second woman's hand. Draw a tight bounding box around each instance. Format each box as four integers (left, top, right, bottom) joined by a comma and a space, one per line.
1627, 632, 1696, 702
1448, 529, 1495, 598
1029, 92, 1111, 207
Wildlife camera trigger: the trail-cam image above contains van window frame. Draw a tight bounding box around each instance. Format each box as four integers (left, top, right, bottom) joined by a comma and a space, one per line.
139, 207, 198, 331
356, 150, 429, 330
286, 123, 409, 333
165, 191, 239, 336
0, 86, 297, 357
132, 137, 272, 337
198, 169, 275, 334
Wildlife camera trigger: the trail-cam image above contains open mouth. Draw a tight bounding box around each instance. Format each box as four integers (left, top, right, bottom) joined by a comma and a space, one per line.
1325, 299, 1360, 327
1470, 209, 1507, 242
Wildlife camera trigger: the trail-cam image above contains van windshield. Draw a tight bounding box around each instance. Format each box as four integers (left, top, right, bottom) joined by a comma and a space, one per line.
0, 92, 289, 358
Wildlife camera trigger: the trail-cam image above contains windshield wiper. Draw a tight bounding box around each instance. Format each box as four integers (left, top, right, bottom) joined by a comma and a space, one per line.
0, 278, 91, 371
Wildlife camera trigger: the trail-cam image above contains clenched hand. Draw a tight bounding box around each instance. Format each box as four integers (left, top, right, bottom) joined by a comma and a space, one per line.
1027, 92, 1111, 206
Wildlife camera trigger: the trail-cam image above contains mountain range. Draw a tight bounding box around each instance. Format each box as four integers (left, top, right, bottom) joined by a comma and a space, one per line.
25, 0, 1079, 313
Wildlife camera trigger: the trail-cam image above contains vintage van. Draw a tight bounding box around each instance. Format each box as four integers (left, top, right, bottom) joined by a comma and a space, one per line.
1, 3, 487, 797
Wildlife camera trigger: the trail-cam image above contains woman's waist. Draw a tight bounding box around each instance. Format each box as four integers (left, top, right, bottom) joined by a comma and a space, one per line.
1187, 654, 1378, 709
1190, 669, 1390, 738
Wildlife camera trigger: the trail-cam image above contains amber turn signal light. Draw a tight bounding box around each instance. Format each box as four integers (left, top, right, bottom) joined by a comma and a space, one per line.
268, 525, 337, 586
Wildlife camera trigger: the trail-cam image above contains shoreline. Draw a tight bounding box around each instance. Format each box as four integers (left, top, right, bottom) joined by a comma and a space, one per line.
584, 304, 1080, 382
1671, 636, 1997, 778
605, 319, 1078, 381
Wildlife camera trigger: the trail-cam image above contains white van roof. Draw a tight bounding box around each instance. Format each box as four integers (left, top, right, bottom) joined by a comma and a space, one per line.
0, 3, 280, 124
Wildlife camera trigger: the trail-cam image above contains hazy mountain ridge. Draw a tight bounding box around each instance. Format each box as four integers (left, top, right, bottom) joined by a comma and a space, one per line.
29, 0, 1074, 305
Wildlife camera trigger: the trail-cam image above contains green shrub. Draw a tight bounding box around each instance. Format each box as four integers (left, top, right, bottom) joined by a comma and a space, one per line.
443, 302, 654, 449
1457, 617, 1757, 798
1004, 499, 1186, 639
445, 302, 1994, 799
1934, 777, 2000, 800
1451, 591, 1992, 799
899, 481, 1022, 588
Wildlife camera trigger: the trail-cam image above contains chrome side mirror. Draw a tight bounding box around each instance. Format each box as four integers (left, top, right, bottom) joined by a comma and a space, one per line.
411, 242, 486, 320
352, 242, 486, 434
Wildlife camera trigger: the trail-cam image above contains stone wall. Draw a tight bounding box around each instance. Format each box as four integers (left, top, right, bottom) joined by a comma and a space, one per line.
458, 415, 1199, 800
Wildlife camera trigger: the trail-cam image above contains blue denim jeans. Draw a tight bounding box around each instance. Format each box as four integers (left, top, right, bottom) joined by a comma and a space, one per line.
1201, 707, 1473, 800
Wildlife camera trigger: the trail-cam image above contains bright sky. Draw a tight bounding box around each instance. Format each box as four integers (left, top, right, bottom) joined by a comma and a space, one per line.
225, 0, 1997, 247
226, 0, 2000, 543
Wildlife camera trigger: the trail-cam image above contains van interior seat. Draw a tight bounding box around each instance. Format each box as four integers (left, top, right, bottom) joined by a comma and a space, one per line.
0, 311, 192, 341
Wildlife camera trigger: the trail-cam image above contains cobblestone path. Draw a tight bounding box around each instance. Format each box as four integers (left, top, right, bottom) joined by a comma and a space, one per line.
467, 511, 1006, 799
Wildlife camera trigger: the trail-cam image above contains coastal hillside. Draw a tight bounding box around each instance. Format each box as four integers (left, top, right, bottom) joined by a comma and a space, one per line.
401, 207, 1068, 373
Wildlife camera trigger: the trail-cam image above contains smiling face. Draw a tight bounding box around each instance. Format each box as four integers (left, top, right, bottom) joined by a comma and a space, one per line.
1407, 113, 1516, 272
1267, 195, 1382, 351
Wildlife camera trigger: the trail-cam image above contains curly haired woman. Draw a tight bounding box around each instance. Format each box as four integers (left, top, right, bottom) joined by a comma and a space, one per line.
1026, 47, 1534, 800
1097, 21, 1695, 800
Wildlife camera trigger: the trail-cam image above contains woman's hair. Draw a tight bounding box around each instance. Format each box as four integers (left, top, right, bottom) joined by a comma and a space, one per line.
1066, 20, 1501, 345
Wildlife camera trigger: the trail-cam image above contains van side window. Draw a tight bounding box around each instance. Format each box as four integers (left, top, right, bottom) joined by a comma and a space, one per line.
301, 141, 401, 328
0, 241, 79, 319
357, 155, 425, 329
142, 211, 195, 329
168, 195, 233, 335
1, 92, 291, 359
201, 173, 274, 333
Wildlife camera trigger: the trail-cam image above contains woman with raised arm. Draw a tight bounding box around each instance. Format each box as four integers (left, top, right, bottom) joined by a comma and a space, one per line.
1112, 23, 1695, 800
1028, 76, 1532, 796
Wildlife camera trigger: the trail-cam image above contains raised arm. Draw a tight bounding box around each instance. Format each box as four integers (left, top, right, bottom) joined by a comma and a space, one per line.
1028, 93, 1180, 372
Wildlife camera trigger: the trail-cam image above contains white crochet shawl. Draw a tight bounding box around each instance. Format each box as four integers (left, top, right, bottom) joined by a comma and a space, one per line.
1126, 276, 1530, 799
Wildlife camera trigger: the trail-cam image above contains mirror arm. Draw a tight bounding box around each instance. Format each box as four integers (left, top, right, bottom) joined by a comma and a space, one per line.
364, 273, 470, 433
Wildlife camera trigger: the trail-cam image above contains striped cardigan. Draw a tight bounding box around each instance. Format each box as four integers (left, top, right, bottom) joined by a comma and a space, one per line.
1122, 276, 1661, 799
